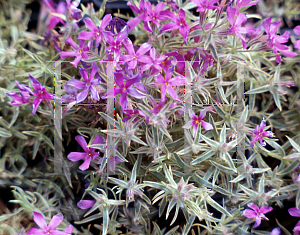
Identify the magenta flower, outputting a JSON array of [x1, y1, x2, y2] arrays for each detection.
[[62, 84, 78, 103], [77, 199, 96, 210], [66, 62, 100, 103], [60, 37, 92, 68], [227, 6, 255, 49], [127, 0, 152, 32], [64, 225, 74, 235], [182, 109, 213, 135], [150, 97, 167, 115], [235, 0, 261, 10], [66, 0, 82, 20], [250, 119, 274, 148], [295, 221, 300, 235], [78, 14, 112, 46], [263, 17, 298, 63], [288, 207, 300, 217], [123, 108, 147, 122], [43, 0, 67, 32], [102, 72, 147, 110], [105, 18, 127, 34], [121, 38, 152, 70], [29, 75, 55, 115], [140, 47, 167, 74], [294, 25, 300, 49], [27, 211, 66, 235], [155, 66, 185, 101], [160, 9, 190, 45], [270, 227, 281, 235], [6, 81, 32, 106], [102, 25, 129, 58], [67, 135, 102, 171], [242, 203, 273, 228], [146, 2, 170, 30], [199, 48, 214, 73], [191, 0, 220, 12]]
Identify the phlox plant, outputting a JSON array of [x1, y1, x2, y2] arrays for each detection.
[[1, 0, 300, 234]]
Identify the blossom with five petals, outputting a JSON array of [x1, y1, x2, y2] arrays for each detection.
[[242, 203, 273, 228], [250, 119, 274, 148]]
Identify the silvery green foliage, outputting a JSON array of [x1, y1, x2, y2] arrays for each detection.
[[0, 0, 300, 234]]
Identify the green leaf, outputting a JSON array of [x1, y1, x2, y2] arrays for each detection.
[[98, 112, 120, 129], [240, 184, 257, 198], [286, 136, 300, 152], [206, 196, 232, 216], [273, 91, 282, 111], [244, 85, 270, 94], [191, 150, 216, 165], [201, 134, 219, 149], [0, 127, 12, 138]]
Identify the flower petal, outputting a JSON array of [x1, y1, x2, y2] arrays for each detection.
[[242, 209, 257, 218], [48, 214, 63, 231], [77, 200, 96, 209], [201, 121, 213, 131], [289, 207, 300, 217], [248, 203, 260, 213], [127, 87, 147, 98], [136, 43, 152, 57], [27, 228, 45, 235], [79, 156, 91, 171], [253, 216, 262, 228], [65, 36, 79, 50], [259, 205, 273, 214], [67, 79, 86, 89], [32, 211, 47, 231], [29, 74, 42, 91], [60, 50, 78, 58], [77, 31, 96, 41], [32, 96, 43, 115], [83, 17, 97, 32], [75, 135, 89, 152], [160, 22, 178, 33], [67, 152, 87, 161]]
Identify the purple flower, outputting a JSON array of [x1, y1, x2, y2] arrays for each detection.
[[66, 62, 100, 103], [60, 37, 92, 68], [62, 84, 78, 103], [140, 47, 167, 74], [150, 97, 167, 115], [250, 119, 274, 148], [127, 0, 152, 32], [199, 49, 214, 73], [6, 81, 33, 106], [78, 15, 112, 46], [289, 207, 300, 217], [123, 108, 147, 122], [166, 0, 179, 11], [77, 199, 96, 209], [191, 0, 220, 12], [227, 6, 255, 49], [146, 2, 170, 30], [106, 18, 127, 34], [182, 109, 213, 135], [66, 0, 82, 20], [160, 9, 190, 45], [294, 25, 300, 49], [28, 75, 55, 115], [295, 221, 300, 235], [270, 227, 281, 235], [64, 225, 74, 235], [43, 0, 67, 32], [121, 38, 152, 70], [155, 66, 185, 101], [102, 25, 129, 59], [263, 17, 298, 63], [102, 72, 147, 110], [67, 135, 102, 171], [235, 0, 261, 10], [242, 203, 273, 228], [27, 211, 66, 235]]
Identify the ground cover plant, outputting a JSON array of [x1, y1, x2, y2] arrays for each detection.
[[1, 0, 300, 234]]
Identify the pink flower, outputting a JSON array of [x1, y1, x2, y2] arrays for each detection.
[[60, 37, 92, 68], [123, 108, 147, 122], [102, 72, 147, 110], [62, 84, 78, 103], [288, 207, 300, 217], [29, 75, 55, 115], [227, 6, 255, 49], [6, 81, 32, 106], [78, 15, 112, 46], [294, 25, 300, 49], [191, 0, 220, 12], [294, 221, 300, 235], [270, 227, 281, 235], [43, 0, 67, 32], [146, 2, 170, 31], [140, 48, 167, 74], [160, 9, 190, 45], [235, 0, 261, 11], [64, 225, 74, 235], [182, 109, 213, 135], [263, 17, 298, 63], [66, 62, 100, 103], [102, 25, 129, 58], [155, 66, 185, 101], [77, 199, 96, 209], [250, 119, 274, 148], [27, 211, 66, 235], [242, 203, 273, 228], [121, 38, 152, 70], [66, 0, 82, 20], [127, 0, 152, 32], [67, 135, 102, 171]]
